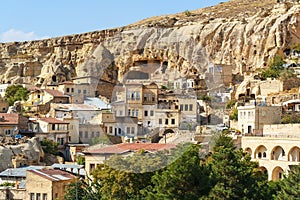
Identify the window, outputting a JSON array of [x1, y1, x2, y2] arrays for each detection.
[[52, 124, 56, 130], [36, 193, 41, 200], [136, 92, 140, 100], [189, 104, 193, 111], [66, 88, 70, 93], [78, 89, 81, 94], [69, 136, 71, 142], [5, 129, 13, 136], [131, 92, 135, 100], [180, 105, 183, 111], [126, 92, 130, 100], [96, 132, 100, 137], [79, 131, 83, 138], [30, 193, 35, 200], [91, 132, 94, 138], [131, 127, 135, 134], [128, 109, 131, 116], [109, 127, 113, 134], [42, 193, 47, 200], [90, 164, 95, 174], [85, 131, 88, 138], [152, 96, 155, 102], [144, 110, 148, 117], [185, 104, 188, 111], [83, 90, 87, 94], [71, 88, 74, 93], [171, 119, 175, 125], [150, 110, 154, 116], [127, 127, 130, 134], [165, 119, 169, 125], [144, 94, 147, 101], [118, 128, 122, 135], [135, 109, 139, 117], [159, 118, 162, 125], [119, 110, 123, 116]]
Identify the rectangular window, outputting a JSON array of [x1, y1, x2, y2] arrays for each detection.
[[118, 128, 122, 134], [126, 92, 130, 100], [136, 92, 140, 100], [42, 193, 47, 200], [189, 104, 193, 111], [185, 104, 188, 111], [71, 88, 74, 93], [36, 193, 41, 200], [90, 164, 95, 174], [144, 94, 147, 101], [135, 109, 139, 117], [91, 132, 94, 138], [85, 131, 88, 138], [83, 90, 87, 94], [150, 110, 154, 116], [131, 92, 135, 100], [96, 132, 100, 137], [144, 110, 148, 117], [165, 119, 169, 125], [66, 88, 70, 93], [159, 118, 162, 125], [78, 89, 81, 94], [119, 110, 123, 116], [79, 131, 83, 138], [180, 105, 183, 111], [52, 124, 56, 130], [30, 193, 35, 200], [171, 119, 175, 125], [127, 127, 130, 134], [128, 109, 131, 116], [109, 127, 113, 134], [131, 127, 135, 134]]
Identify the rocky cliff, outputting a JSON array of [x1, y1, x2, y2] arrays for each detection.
[[0, 0, 300, 86]]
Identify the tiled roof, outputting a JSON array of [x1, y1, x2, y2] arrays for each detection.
[[43, 89, 68, 97], [28, 168, 76, 182], [0, 113, 19, 125], [84, 143, 176, 155], [38, 117, 69, 124], [59, 81, 74, 85]]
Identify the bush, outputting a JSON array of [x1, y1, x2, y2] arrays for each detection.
[[226, 100, 236, 109], [229, 108, 238, 121]]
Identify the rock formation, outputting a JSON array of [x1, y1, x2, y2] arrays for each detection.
[[0, 0, 299, 86], [0, 137, 44, 171]]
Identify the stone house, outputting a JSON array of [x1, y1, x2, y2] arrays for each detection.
[[0, 113, 28, 137], [83, 143, 176, 177], [237, 105, 282, 135], [29, 118, 69, 156], [26, 168, 76, 200]]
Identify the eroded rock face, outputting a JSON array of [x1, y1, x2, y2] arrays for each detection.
[[0, 137, 44, 171], [0, 1, 299, 85]]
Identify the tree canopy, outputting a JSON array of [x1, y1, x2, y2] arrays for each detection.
[[4, 85, 29, 106]]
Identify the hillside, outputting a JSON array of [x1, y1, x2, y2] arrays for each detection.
[[0, 0, 299, 86]]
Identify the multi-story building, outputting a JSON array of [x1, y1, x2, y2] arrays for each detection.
[[237, 104, 282, 134]]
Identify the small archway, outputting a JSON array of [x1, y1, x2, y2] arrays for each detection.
[[258, 166, 268, 179], [288, 146, 300, 162], [272, 166, 284, 181], [271, 146, 286, 161], [254, 145, 267, 159], [244, 147, 252, 157]]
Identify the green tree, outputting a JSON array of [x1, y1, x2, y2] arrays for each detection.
[[260, 54, 286, 80], [144, 144, 211, 200], [40, 139, 59, 155], [4, 85, 29, 106], [275, 165, 300, 200], [205, 134, 271, 200], [76, 155, 85, 165], [92, 149, 170, 200], [229, 108, 238, 121], [64, 178, 101, 200]]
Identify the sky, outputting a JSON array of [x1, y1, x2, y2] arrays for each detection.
[[0, 0, 225, 42]]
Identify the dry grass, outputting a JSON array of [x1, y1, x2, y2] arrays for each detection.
[[128, 0, 277, 28]]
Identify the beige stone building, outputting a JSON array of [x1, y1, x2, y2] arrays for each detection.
[[26, 168, 76, 200], [0, 113, 28, 137], [242, 136, 300, 181], [237, 105, 282, 134]]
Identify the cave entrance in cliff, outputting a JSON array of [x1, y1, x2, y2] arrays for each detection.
[[52, 75, 57, 83]]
